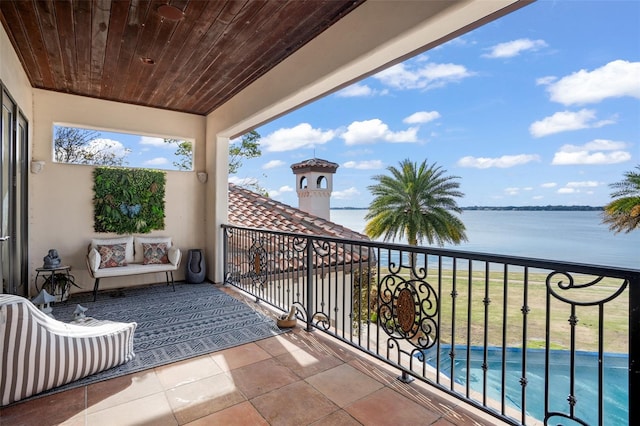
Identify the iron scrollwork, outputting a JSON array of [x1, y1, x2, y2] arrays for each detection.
[[378, 274, 439, 350]]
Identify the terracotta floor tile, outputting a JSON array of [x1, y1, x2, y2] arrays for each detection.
[[155, 355, 223, 390], [345, 387, 441, 426], [210, 342, 272, 371], [86, 370, 164, 413], [86, 392, 177, 426], [0, 386, 86, 425], [251, 380, 339, 426], [230, 357, 300, 399], [310, 409, 363, 426], [275, 345, 344, 379], [255, 334, 303, 357], [306, 363, 384, 407], [165, 372, 246, 424], [183, 401, 269, 426]]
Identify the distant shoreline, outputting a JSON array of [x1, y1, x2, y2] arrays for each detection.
[[332, 205, 604, 211]]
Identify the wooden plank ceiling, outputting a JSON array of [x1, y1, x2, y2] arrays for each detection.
[[0, 0, 364, 116]]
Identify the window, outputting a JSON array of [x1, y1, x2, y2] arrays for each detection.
[[52, 125, 194, 171]]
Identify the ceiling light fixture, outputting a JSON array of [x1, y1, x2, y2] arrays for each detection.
[[157, 4, 184, 20], [140, 57, 155, 65]]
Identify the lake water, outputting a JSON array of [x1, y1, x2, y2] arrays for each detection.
[[329, 209, 638, 270]]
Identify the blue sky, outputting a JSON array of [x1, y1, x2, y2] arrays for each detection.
[[230, 1, 639, 208]]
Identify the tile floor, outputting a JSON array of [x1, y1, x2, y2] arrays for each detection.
[[1, 287, 509, 426]]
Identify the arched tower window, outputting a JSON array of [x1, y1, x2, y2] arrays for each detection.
[[316, 176, 327, 189], [299, 176, 307, 189]]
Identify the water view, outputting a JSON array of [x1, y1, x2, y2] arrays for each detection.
[[330, 209, 638, 270]]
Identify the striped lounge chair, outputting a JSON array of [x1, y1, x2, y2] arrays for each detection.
[[0, 294, 137, 406]]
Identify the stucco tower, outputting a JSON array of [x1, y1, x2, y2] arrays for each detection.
[[291, 158, 339, 221]]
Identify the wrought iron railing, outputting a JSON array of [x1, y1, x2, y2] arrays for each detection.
[[222, 224, 639, 426]]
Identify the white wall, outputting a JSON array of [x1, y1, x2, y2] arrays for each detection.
[[29, 90, 207, 295]]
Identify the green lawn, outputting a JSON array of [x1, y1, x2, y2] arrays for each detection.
[[372, 267, 629, 353]]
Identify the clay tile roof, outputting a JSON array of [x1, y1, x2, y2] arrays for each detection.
[[228, 183, 368, 241], [227, 183, 373, 271], [290, 158, 339, 173]]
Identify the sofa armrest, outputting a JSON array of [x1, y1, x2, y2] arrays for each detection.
[[168, 246, 181, 267]]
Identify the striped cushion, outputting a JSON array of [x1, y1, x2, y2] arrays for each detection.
[[0, 295, 136, 406]]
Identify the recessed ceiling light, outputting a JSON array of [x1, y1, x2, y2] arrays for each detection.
[[157, 4, 184, 20]]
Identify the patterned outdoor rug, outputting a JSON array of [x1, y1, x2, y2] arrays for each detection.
[[44, 282, 286, 394]]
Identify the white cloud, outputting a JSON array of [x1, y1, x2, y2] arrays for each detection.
[[343, 160, 383, 170], [143, 157, 169, 166], [332, 187, 360, 200], [543, 60, 640, 105], [504, 187, 520, 195], [262, 160, 285, 170], [374, 61, 473, 90], [529, 109, 614, 137], [139, 136, 170, 147], [87, 138, 129, 157], [341, 119, 418, 145], [483, 38, 547, 58], [566, 181, 599, 188], [557, 187, 576, 194], [335, 83, 387, 97], [552, 139, 632, 165], [269, 185, 294, 197], [541, 182, 557, 188], [457, 154, 540, 169], [504, 186, 534, 196], [261, 123, 335, 152], [557, 180, 601, 194], [536, 76, 556, 86], [403, 111, 441, 124]]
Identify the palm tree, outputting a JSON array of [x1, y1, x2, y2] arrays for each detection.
[[364, 159, 467, 247], [602, 165, 640, 234]]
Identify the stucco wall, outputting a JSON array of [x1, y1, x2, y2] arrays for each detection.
[[29, 90, 207, 296]]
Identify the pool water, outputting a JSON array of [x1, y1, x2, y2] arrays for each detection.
[[421, 346, 628, 424]]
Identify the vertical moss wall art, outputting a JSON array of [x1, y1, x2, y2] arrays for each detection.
[[93, 167, 166, 234]]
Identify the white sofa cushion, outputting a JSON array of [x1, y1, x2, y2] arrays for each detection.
[[88, 248, 101, 273], [168, 246, 180, 266], [91, 261, 178, 278]]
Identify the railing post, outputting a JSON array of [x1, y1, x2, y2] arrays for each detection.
[[222, 225, 228, 285], [305, 235, 314, 332], [630, 272, 640, 426]]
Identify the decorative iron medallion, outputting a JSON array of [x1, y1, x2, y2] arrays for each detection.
[[397, 288, 416, 333], [378, 275, 439, 350]]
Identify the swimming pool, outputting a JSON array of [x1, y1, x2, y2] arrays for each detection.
[[420, 345, 628, 424]]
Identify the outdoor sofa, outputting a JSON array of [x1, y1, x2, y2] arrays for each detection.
[[86, 236, 181, 301]]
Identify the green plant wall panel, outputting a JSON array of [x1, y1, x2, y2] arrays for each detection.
[[93, 167, 166, 234]]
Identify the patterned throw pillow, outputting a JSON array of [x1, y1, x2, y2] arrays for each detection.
[[142, 242, 169, 265], [98, 244, 127, 268]]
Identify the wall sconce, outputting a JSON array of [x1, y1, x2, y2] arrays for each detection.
[[197, 172, 208, 183], [31, 160, 45, 174]]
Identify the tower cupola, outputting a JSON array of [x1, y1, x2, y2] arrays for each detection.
[[291, 158, 339, 220]]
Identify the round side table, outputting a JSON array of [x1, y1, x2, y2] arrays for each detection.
[[35, 265, 78, 302]]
